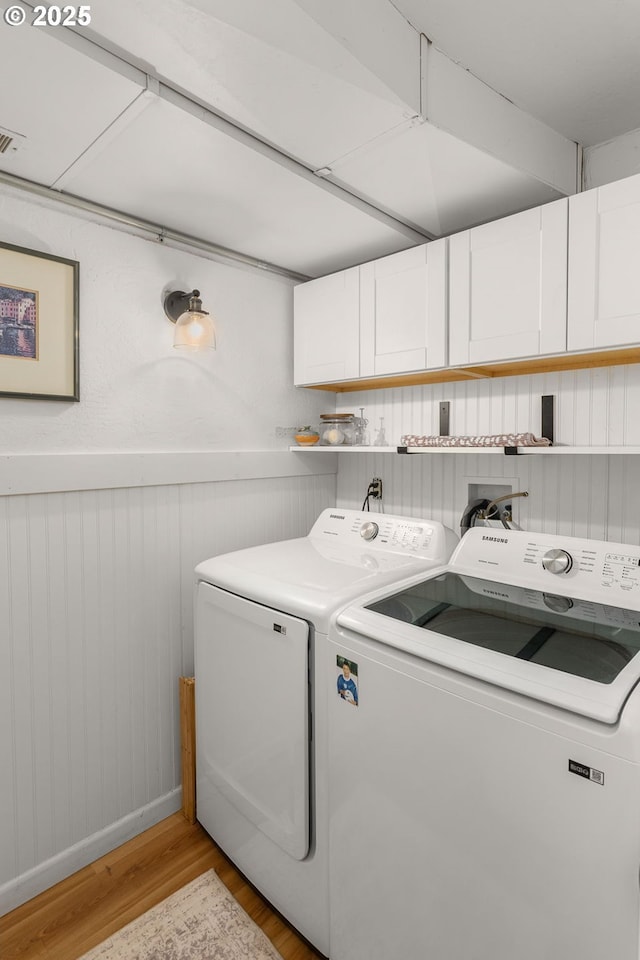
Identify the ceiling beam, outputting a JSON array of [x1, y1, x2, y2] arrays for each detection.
[[421, 38, 579, 196]]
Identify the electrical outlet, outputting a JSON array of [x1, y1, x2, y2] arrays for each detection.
[[370, 477, 383, 500]]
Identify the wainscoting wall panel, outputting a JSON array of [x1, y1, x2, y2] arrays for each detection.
[[0, 458, 336, 913], [336, 450, 640, 544]]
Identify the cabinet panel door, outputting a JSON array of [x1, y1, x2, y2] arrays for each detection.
[[449, 200, 568, 365], [293, 268, 359, 384], [568, 174, 640, 351], [359, 241, 447, 378]]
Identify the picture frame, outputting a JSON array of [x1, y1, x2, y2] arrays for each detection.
[[0, 240, 79, 401]]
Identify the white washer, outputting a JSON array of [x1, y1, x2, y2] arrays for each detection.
[[329, 527, 640, 960], [194, 508, 458, 956]]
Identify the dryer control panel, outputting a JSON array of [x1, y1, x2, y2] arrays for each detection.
[[309, 508, 458, 560]]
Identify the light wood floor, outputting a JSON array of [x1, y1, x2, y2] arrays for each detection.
[[0, 813, 325, 960]]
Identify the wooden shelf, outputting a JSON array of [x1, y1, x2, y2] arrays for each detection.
[[297, 346, 640, 393], [290, 445, 640, 456]]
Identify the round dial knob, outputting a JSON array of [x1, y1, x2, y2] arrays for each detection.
[[543, 593, 574, 613], [360, 521, 379, 541], [541, 549, 573, 575]]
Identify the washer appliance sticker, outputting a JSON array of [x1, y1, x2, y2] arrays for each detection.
[[568, 759, 605, 785], [336, 655, 359, 706]]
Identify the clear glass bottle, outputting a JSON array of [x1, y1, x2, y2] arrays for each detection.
[[374, 417, 388, 446], [354, 407, 370, 446]]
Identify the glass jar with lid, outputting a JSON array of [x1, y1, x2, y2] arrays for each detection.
[[320, 413, 355, 445]]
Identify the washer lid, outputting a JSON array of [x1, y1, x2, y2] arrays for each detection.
[[337, 569, 640, 723], [196, 536, 436, 632]]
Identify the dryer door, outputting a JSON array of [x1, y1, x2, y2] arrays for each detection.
[[195, 582, 309, 859]]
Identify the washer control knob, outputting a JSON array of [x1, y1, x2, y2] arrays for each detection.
[[360, 521, 379, 541], [543, 593, 574, 613], [542, 549, 573, 575]]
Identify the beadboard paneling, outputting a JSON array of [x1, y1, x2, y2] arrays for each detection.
[[338, 363, 640, 448], [0, 468, 335, 913], [336, 362, 640, 543], [337, 450, 640, 545]]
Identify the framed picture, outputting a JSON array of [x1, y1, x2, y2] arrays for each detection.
[[0, 241, 79, 401]]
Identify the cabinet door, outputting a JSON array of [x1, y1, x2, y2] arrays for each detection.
[[293, 268, 359, 384], [568, 174, 640, 351], [359, 241, 447, 377], [449, 200, 568, 365]]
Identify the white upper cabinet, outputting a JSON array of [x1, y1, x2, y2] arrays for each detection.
[[568, 173, 640, 351], [294, 242, 448, 386], [449, 199, 568, 365], [359, 241, 447, 377], [294, 267, 360, 385]]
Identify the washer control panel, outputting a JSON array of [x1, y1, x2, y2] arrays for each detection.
[[452, 528, 640, 602]]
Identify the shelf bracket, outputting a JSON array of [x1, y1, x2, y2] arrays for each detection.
[[542, 394, 555, 445], [439, 401, 450, 436]]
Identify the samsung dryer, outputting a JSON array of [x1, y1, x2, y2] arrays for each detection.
[[194, 507, 458, 956]]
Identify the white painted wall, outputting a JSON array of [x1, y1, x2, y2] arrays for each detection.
[[0, 186, 328, 452], [0, 188, 338, 913]]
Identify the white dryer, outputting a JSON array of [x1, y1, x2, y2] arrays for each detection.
[[328, 527, 640, 960], [194, 508, 458, 956]]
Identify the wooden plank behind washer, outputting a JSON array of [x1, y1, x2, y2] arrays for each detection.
[[179, 677, 196, 824]]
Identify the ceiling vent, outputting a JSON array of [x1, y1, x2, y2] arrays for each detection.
[[0, 126, 26, 155]]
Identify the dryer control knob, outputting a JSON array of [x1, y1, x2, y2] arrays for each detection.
[[360, 521, 379, 541], [542, 549, 573, 575]]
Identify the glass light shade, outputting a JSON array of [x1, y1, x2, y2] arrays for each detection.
[[173, 309, 216, 350]]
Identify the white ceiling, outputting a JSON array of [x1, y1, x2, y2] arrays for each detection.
[[391, 0, 640, 147], [1, 0, 639, 277]]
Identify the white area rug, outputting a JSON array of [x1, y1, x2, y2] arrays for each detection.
[[78, 869, 284, 960]]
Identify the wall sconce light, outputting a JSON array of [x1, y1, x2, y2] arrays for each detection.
[[163, 289, 216, 350]]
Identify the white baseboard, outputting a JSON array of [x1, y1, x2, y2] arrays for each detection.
[[0, 788, 182, 916]]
